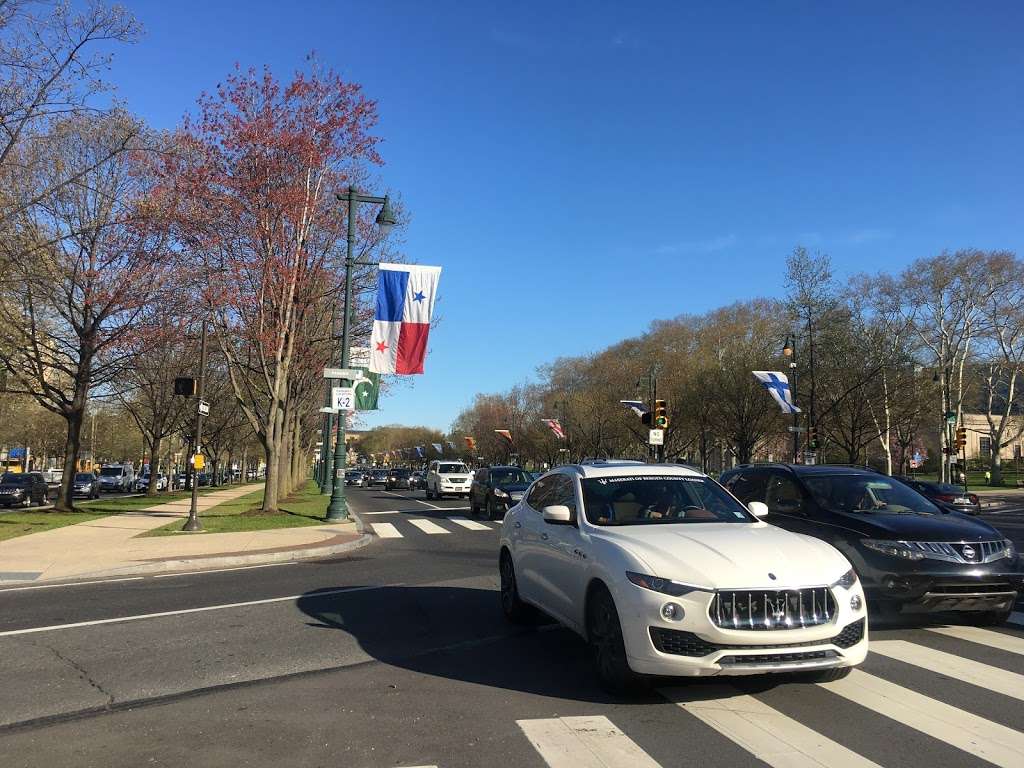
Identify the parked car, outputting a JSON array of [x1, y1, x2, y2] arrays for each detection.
[[72, 472, 101, 499], [136, 472, 168, 492], [98, 464, 135, 493], [499, 461, 867, 693], [894, 477, 982, 515], [470, 465, 533, 519], [385, 468, 413, 490], [368, 469, 389, 487], [0, 472, 49, 507], [409, 471, 426, 490], [345, 470, 367, 487], [720, 464, 1021, 624], [425, 460, 473, 499]]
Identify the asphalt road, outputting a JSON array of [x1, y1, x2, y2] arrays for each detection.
[[0, 487, 1022, 767]]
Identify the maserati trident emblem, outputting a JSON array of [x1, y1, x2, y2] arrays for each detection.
[[768, 595, 787, 622], [961, 544, 977, 561]]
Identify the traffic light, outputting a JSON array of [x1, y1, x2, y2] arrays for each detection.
[[641, 411, 652, 426], [653, 399, 668, 429], [174, 377, 197, 396], [956, 426, 967, 450], [807, 425, 819, 450]]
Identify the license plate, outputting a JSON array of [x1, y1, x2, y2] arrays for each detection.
[[955, 497, 970, 504]]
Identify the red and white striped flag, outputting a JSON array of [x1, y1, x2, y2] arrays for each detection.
[[494, 429, 514, 444], [541, 418, 566, 439]]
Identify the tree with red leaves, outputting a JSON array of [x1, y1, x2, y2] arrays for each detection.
[[170, 62, 385, 511]]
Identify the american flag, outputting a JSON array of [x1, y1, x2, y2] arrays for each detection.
[[541, 418, 566, 439], [494, 429, 514, 444]]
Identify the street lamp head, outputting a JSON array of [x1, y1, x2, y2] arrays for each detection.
[[782, 335, 794, 358], [375, 196, 397, 235]]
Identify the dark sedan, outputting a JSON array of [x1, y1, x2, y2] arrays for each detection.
[[470, 465, 533, 520], [895, 477, 982, 515], [0, 472, 48, 508], [368, 469, 389, 487], [71, 472, 101, 499], [720, 464, 1022, 624], [385, 468, 412, 490], [345, 470, 367, 487]]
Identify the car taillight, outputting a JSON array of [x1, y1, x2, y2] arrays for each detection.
[[968, 494, 979, 505], [935, 493, 956, 502]]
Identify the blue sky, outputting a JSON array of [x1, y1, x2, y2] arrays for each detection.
[[109, 1, 1023, 431]]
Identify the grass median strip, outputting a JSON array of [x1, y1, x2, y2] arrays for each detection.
[[0, 510, 112, 542], [142, 481, 330, 536]]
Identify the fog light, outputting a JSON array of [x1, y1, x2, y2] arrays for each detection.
[[661, 602, 684, 621], [850, 594, 862, 611]]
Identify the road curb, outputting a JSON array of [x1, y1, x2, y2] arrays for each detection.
[[12, 532, 374, 586]]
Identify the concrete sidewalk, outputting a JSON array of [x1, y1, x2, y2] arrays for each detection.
[[0, 484, 368, 585]]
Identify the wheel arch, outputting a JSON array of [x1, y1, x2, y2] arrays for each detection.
[[583, 577, 612, 642]]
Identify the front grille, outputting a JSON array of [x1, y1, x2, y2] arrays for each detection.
[[719, 650, 836, 665], [931, 582, 1015, 595], [649, 617, 865, 658], [905, 540, 1010, 564], [710, 587, 835, 630]]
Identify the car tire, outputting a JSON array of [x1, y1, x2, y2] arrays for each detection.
[[794, 666, 853, 683], [21, 495, 31, 508], [971, 606, 1014, 626], [586, 585, 647, 695], [499, 550, 533, 624]]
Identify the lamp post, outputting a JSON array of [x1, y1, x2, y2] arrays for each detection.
[[325, 186, 395, 521], [783, 334, 799, 463], [182, 319, 208, 531]]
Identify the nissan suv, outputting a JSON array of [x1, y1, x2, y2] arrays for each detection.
[[720, 464, 1021, 624]]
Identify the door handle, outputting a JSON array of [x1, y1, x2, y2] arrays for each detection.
[[541, 532, 549, 540], [514, 521, 522, 529]]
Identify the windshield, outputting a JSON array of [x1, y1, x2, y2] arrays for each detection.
[[438, 464, 467, 474], [74, 473, 94, 482], [373, 470, 388, 477], [2, 475, 30, 486], [490, 468, 531, 486], [581, 475, 753, 526], [100, 467, 124, 477], [805, 475, 940, 514], [390, 469, 411, 477]]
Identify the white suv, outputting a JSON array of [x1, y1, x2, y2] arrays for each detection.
[[498, 461, 867, 693], [425, 461, 473, 499]]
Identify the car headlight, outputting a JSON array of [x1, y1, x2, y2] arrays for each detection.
[[831, 568, 858, 589], [1001, 539, 1016, 560], [862, 539, 925, 561], [626, 571, 705, 596], [494, 489, 509, 499]]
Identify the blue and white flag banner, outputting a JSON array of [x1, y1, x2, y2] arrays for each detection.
[[415, 446, 425, 458], [619, 400, 649, 417], [752, 371, 801, 415], [432, 443, 444, 454]]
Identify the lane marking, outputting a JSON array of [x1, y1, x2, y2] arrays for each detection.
[[662, 685, 881, 768], [359, 510, 400, 516], [821, 669, 1024, 768], [0, 584, 385, 637], [0, 576, 145, 593], [371, 522, 403, 539], [382, 490, 443, 510], [518, 715, 662, 768], [409, 519, 449, 535], [153, 562, 294, 579], [926, 624, 1024, 656], [448, 517, 491, 531], [870, 640, 1024, 701]]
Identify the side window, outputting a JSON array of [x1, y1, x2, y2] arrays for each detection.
[[549, 475, 578, 516], [723, 471, 768, 504], [766, 474, 805, 515], [525, 476, 554, 512]]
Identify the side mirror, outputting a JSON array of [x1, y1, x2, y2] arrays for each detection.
[[542, 505, 574, 524], [748, 501, 770, 518]]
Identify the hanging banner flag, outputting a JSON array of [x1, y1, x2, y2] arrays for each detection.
[[752, 371, 801, 414], [446, 440, 456, 451], [541, 418, 566, 439], [369, 263, 442, 375], [464, 436, 476, 450], [415, 446, 425, 458], [619, 400, 649, 417], [353, 367, 380, 410], [432, 443, 444, 454], [495, 429, 514, 444]]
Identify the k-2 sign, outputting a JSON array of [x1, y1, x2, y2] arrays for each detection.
[[332, 386, 356, 412]]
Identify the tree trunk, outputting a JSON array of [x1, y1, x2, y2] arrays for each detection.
[[263, 441, 280, 511], [145, 435, 162, 497], [991, 448, 1003, 486], [57, 410, 85, 511]]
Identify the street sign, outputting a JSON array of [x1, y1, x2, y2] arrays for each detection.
[[787, 426, 806, 433], [803, 451, 818, 465], [332, 386, 356, 411], [197, 400, 210, 416], [192, 453, 205, 470], [349, 346, 371, 367], [323, 367, 365, 380], [648, 428, 664, 446], [318, 406, 337, 414], [945, 411, 957, 424]]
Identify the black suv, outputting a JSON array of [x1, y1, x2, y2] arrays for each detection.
[[469, 465, 533, 519], [0, 472, 48, 508], [720, 464, 1022, 623], [385, 468, 412, 490]]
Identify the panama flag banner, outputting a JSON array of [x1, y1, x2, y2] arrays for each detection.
[[752, 371, 801, 415], [370, 263, 442, 375]]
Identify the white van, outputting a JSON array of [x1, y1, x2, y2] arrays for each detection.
[[425, 460, 473, 499], [98, 464, 135, 493]]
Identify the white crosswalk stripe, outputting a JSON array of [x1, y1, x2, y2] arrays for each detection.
[[662, 685, 881, 768], [871, 639, 1024, 701], [926, 624, 1024, 656], [821, 668, 1024, 767], [409, 519, 449, 535], [448, 516, 491, 531], [518, 715, 662, 768], [370, 522, 402, 538]]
